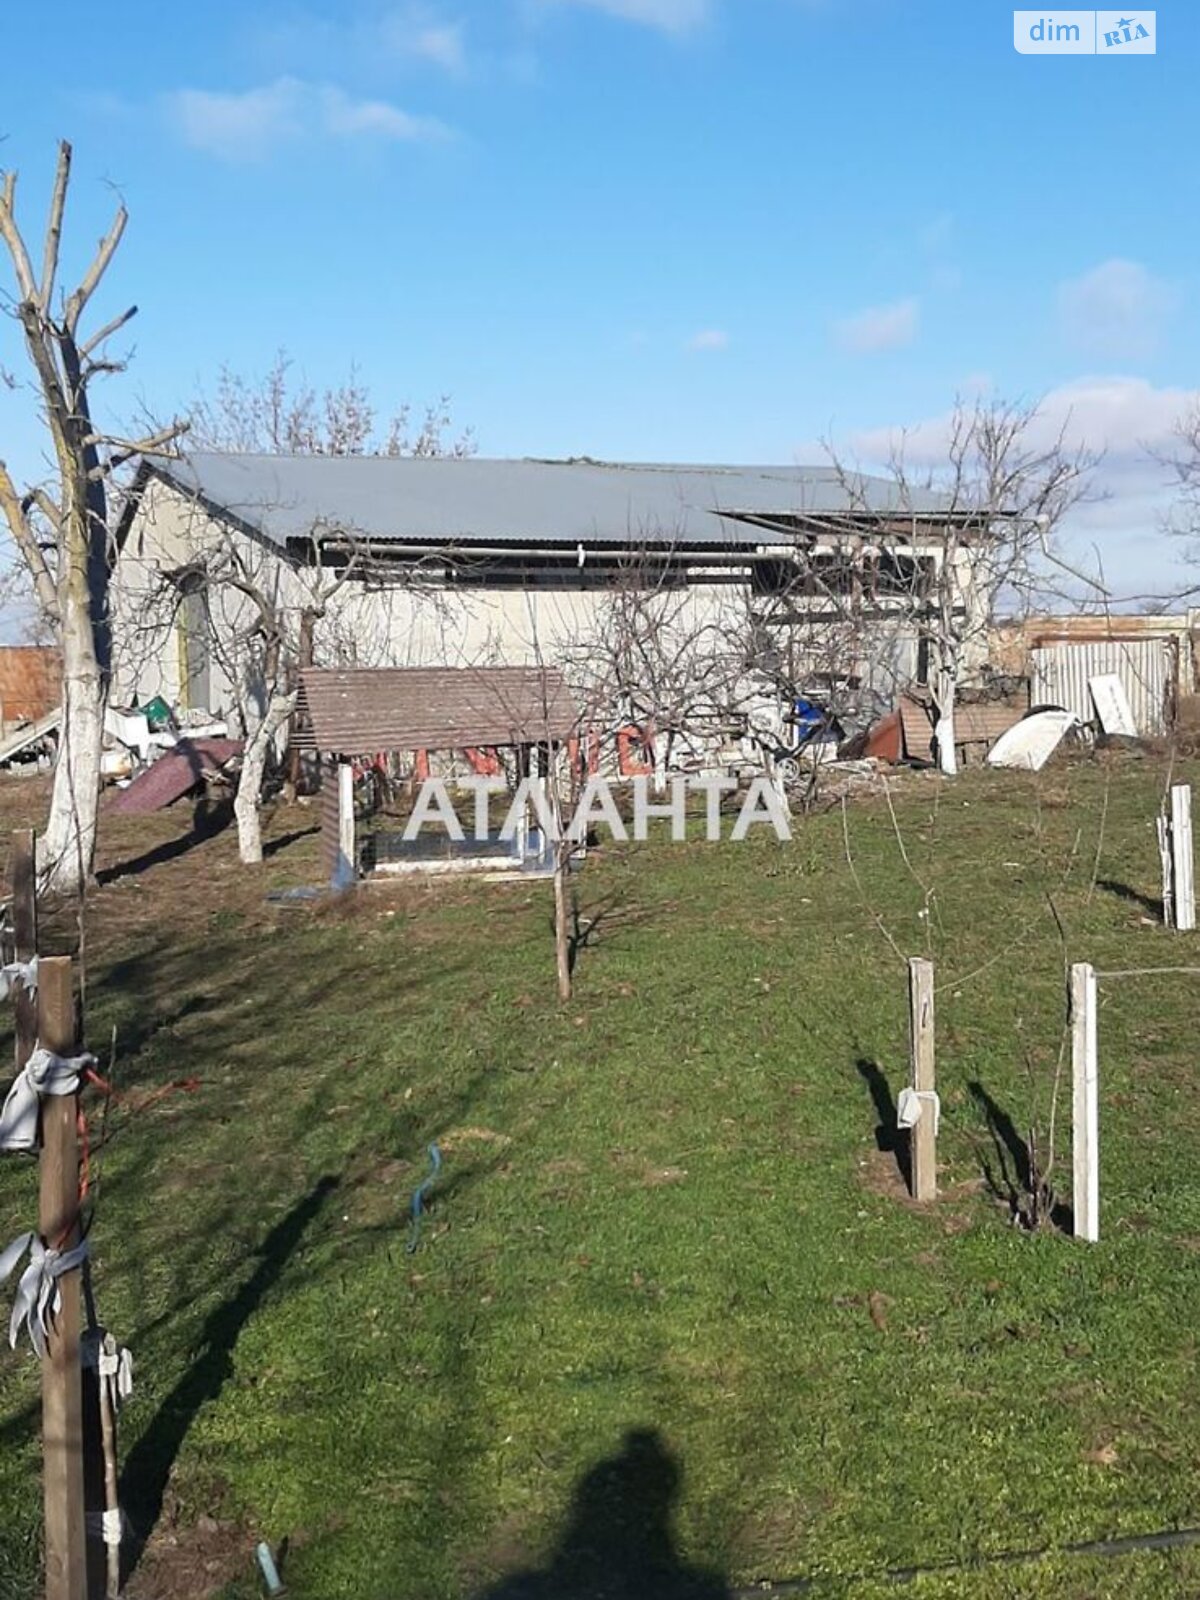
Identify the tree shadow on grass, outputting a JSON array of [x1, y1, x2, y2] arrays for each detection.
[[263, 824, 320, 859], [120, 1174, 339, 1582], [855, 1057, 911, 1193], [968, 1081, 1072, 1232], [563, 887, 653, 977], [97, 795, 233, 885], [476, 1428, 729, 1600], [1095, 878, 1163, 921]]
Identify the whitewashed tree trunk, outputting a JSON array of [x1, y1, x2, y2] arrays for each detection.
[[651, 726, 668, 797], [39, 589, 105, 895], [233, 688, 297, 865], [1, 144, 186, 894], [933, 665, 959, 777]]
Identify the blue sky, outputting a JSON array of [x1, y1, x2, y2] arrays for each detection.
[[0, 0, 1196, 603]]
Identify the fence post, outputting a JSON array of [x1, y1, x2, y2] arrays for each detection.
[[1071, 962, 1099, 1243], [1157, 813, 1174, 929], [1171, 784, 1195, 932], [37, 956, 87, 1600], [12, 828, 38, 1073], [907, 957, 937, 1202]]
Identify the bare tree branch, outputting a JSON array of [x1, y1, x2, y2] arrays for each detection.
[[91, 419, 189, 475], [0, 460, 60, 624], [63, 201, 128, 336], [38, 141, 71, 311], [0, 170, 37, 302], [79, 302, 138, 360]]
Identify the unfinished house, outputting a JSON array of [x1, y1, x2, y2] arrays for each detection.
[[112, 453, 993, 762]]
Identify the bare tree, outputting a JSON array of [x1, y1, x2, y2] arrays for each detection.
[[1165, 404, 1200, 582], [559, 548, 744, 788], [150, 361, 474, 863], [826, 397, 1098, 775], [0, 141, 186, 892], [189, 351, 475, 460]]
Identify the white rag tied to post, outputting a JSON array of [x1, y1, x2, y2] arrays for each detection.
[[0, 956, 37, 1004], [84, 1328, 134, 1404], [0, 1046, 96, 1153], [0, 1231, 89, 1355], [897, 1086, 941, 1137]]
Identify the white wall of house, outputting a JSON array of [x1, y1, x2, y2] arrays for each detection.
[[112, 478, 974, 731]]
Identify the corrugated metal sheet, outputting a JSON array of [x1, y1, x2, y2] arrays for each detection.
[[1030, 640, 1174, 735], [111, 738, 243, 814], [0, 647, 59, 726], [899, 698, 1023, 763], [990, 614, 1198, 695], [295, 666, 579, 754], [150, 453, 958, 552]]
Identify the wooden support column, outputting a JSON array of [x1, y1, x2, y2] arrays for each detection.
[[907, 957, 937, 1202], [1171, 784, 1195, 932], [1071, 962, 1099, 1243], [37, 956, 87, 1600], [12, 828, 38, 1073], [336, 762, 356, 888]]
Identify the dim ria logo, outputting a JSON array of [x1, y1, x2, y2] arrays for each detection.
[[1013, 11, 1155, 53]]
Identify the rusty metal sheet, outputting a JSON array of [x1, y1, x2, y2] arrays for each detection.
[[111, 738, 243, 814]]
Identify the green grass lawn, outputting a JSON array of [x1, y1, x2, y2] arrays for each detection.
[[1, 755, 1199, 1600]]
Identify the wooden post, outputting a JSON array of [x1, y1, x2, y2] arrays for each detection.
[[1071, 962, 1099, 1243], [1158, 813, 1175, 929], [907, 957, 937, 1202], [11, 828, 38, 1074], [1171, 784, 1195, 932], [37, 956, 87, 1600]]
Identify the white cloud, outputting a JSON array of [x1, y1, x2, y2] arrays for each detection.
[[165, 78, 451, 160], [1058, 259, 1177, 360], [379, 9, 468, 72], [251, 8, 470, 77], [548, 0, 711, 34], [851, 376, 1192, 468], [847, 376, 1200, 602], [687, 328, 729, 352], [833, 296, 919, 355], [412, 21, 467, 70]]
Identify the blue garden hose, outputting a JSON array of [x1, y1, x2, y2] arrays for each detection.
[[406, 1144, 443, 1254]]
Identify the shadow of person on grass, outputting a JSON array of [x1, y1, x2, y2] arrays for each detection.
[[119, 1174, 338, 1582], [478, 1429, 729, 1600]]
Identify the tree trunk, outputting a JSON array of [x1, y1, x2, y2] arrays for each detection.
[[933, 668, 958, 777], [553, 847, 572, 1002], [234, 688, 297, 865], [39, 586, 104, 895]]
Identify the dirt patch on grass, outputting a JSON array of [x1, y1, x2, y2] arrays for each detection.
[[458, 1509, 543, 1592], [729, 1497, 818, 1573], [856, 1146, 911, 1203], [124, 1513, 251, 1600]]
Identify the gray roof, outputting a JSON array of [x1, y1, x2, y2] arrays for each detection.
[[151, 452, 956, 551]]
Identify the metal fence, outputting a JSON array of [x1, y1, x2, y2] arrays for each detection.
[[1030, 638, 1176, 735]]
